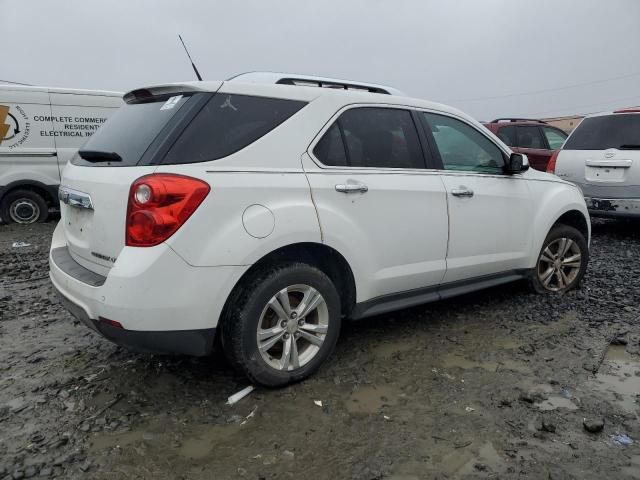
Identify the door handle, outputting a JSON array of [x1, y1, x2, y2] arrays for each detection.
[[451, 187, 474, 197], [335, 183, 368, 193]]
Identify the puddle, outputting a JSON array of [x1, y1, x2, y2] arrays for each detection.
[[346, 384, 399, 414], [458, 442, 505, 475], [372, 341, 416, 359], [586, 345, 640, 413], [537, 396, 579, 411], [178, 424, 240, 459], [437, 442, 505, 476], [439, 354, 529, 373]]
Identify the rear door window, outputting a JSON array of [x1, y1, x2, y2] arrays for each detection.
[[163, 94, 306, 164], [564, 114, 640, 150], [516, 126, 545, 149], [313, 107, 425, 169], [541, 126, 567, 150]]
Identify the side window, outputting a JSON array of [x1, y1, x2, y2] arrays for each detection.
[[516, 126, 545, 149], [541, 127, 567, 150], [496, 125, 516, 146], [423, 113, 505, 174], [313, 107, 425, 169], [313, 123, 347, 166], [163, 94, 306, 164]]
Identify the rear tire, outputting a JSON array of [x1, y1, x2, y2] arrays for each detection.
[[530, 224, 588, 294], [221, 263, 341, 387], [1, 190, 49, 224]]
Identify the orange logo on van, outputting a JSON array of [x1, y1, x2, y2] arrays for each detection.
[[0, 105, 10, 143], [0, 104, 28, 147]]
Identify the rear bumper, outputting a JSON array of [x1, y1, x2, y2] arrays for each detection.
[[585, 197, 640, 218], [54, 287, 216, 356], [49, 221, 248, 355]]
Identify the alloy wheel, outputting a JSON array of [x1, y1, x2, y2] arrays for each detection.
[[256, 284, 329, 371], [537, 237, 582, 292]]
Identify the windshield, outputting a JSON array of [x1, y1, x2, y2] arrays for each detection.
[[564, 114, 640, 150]]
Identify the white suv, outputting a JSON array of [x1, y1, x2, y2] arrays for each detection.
[[549, 108, 640, 218], [49, 74, 590, 387]]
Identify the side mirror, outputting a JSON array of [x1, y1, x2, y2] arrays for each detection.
[[506, 153, 529, 174]]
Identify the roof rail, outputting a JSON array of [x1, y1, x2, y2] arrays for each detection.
[[490, 118, 548, 124], [226, 71, 405, 96], [613, 107, 640, 114]]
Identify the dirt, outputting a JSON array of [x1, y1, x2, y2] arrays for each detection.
[[1, 218, 639, 479]]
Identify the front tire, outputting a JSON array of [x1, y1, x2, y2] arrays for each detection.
[[1, 190, 49, 224], [222, 263, 341, 387], [530, 224, 588, 293]]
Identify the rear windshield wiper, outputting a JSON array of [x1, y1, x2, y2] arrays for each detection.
[[78, 150, 122, 163], [618, 144, 640, 150]]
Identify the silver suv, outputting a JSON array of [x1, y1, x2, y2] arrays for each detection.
[[550, 108, 640, 218]]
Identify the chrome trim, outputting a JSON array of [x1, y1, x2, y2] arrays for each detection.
[[58, 186, 94, 210], [0, 151, 57, 157]]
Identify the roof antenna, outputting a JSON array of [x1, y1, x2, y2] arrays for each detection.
[[178, 34, 203, 81]]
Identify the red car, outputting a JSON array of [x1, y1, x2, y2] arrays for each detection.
[[482, 118, 568, 171]]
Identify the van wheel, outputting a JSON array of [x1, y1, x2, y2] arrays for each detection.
[[1, 190, 49, 224], [222, 263, 341, 387], [530, 224, 588, 294]]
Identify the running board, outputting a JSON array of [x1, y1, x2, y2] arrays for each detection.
[[351, 270, 529, 320]]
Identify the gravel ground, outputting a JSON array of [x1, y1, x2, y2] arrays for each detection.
[[0, 218, 639, 479]]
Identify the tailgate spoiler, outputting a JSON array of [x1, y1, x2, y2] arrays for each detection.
[[123, 81, 223, 104]]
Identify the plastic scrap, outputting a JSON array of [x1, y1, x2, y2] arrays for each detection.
[[12, 241, 31, 248], [227, 386, 254, 405], [611, 433, 633, 446], [314, 400, 323, 407]]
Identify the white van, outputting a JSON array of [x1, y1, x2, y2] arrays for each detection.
[[0, 85, 122, 223]]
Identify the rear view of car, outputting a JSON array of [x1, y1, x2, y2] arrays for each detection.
[[482, 118, 567, 171], [550, 109, 640, 218]]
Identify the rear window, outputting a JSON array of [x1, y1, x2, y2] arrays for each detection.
[[73, 93, 306, 167], [564, 114, 640, 150], [163, 94, 306, 164], [73, 95, 190, 166]]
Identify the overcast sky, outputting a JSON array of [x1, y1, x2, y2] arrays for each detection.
[[3, 0, 640, 120]]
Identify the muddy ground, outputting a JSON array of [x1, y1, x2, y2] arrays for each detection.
[[0, 219, 639, 480]]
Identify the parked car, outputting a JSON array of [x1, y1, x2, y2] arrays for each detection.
[[50, 73, 590, 387], [548, 108, 640, 218], [0, 85, 122, 224], [483, 118, 568, 171]]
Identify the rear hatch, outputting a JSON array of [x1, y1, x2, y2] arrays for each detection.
[[556, 113, 640, 198], [60, 84, 220, 275]]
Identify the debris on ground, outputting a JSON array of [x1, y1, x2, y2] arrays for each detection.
[[227, 386, 255, 405]]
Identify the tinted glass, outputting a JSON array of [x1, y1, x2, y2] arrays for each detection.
[[516, 126, 545, 149], [163, 94, 306, 164], [564, 114, 640, 150], [542, 127, 567, 149], [73, 95, 190, 166], [496, 125, 516, 146], [423, 113, 504, 173], [337, 108, 424, 169], [313, 123, 347, 166]]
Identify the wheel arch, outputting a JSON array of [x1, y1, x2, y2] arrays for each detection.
[[551, 209, 590, 242], [0, 179, 58, 207], [219, 242, 357, 332]]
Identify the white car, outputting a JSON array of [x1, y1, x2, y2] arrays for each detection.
[[0, 85, 122, 223], [50, 74, 590, 386], [549, 108, 640, 218]]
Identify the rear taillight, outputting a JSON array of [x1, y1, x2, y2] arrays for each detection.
[[126, 174, 210, 247], [547, 150, 560, 174]]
